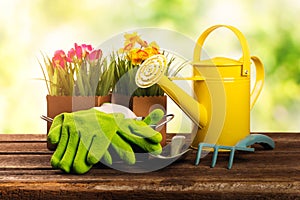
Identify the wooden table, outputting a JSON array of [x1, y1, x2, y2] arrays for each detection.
[[0, 133, 299, 199]]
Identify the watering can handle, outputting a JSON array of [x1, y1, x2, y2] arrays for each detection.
[[250, 56, 265, 109], [193, 24, 251, 76]]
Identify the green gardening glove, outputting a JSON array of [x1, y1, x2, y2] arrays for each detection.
[[48, 109, 125, 174]]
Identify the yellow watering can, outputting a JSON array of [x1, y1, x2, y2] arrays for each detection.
[[135, 24, 265, 148]]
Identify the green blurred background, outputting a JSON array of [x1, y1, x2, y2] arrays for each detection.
[[0, 0, 299, 133]]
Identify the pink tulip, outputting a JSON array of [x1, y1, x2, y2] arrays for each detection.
[[67, 48, 76, 62], [82, 44, 93, 52], [55, 43, 98, 67], [52, 50, 67, 68], [87, 49, 102, 61], [67, 43, 95, 62], [74, 43, 83, 60]]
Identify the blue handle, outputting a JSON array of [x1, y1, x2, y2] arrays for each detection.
[[236, 134, 275, 149]]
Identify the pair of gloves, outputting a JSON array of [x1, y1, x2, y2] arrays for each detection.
[[48, 108, 164, 174]]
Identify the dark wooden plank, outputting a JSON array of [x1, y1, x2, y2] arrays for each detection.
[[0, 154, 51, 169], [0, 178, 298, 200], [1, 132, 298, 142], [0, 150, 298, 175], [0, 142, 49, 153], [0, 165, 298, 183], [0, 134, 46, 142]]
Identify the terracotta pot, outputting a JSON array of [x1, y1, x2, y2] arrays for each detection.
[[46, 95, 111, 150], [96, 94, 112, 107], [132, 95, 167, 146]]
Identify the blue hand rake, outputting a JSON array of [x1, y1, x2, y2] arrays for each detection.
[[195, 134, 275, 169]]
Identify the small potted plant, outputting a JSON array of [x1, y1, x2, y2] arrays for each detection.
[[40, 43, 113, 133]]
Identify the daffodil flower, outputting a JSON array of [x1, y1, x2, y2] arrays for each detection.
[[124, 32, 140, 46], [128, 49, 149, 65], [119, 32, 160, 65], [121, 32, 148, 52]]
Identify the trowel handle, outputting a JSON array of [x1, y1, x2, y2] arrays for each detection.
[[250, 56, 265, 110]]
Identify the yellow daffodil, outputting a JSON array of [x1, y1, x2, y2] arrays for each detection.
[[128, 49, 149, 65], [119, 32, 160, 65]]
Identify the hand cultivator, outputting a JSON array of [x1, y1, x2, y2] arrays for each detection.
[[195, 134, 275, 169]]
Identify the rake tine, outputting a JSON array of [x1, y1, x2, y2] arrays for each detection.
[[217, 145, 236, 169], [195, 143, 215, 165], [195, 143, 204, 165], [228, 147, 236, 169], [211, 146, 219, 168]]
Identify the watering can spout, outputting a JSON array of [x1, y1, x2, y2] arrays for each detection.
[[135, 55, 208, 129], [158, 76, 208, 128]]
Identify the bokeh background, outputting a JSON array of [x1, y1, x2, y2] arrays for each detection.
[[0, 0, 299, 133]]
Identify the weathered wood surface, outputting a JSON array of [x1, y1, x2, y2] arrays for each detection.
[[0, 133, 299, 199]]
